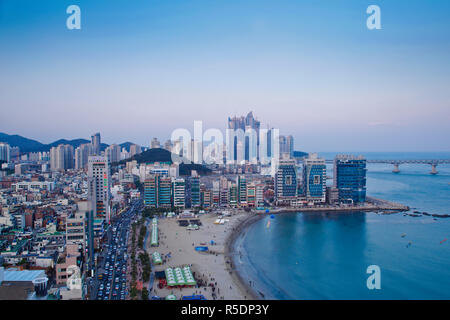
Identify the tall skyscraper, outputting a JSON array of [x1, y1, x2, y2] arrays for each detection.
[[143, 177, 157, 207], [75, 143, 93, 170], [129, 144, 142, 157], [50, 144, 74, 171], [0, 142, 11, 163], [143, 175, 172, 208], [185, 171, 201, 208], [91, 132, 101, 156], [237, 175, 247, 206], [228, 111, 260, 162], [279, 135, 294, 158], [105, 144, 121, 163], [275, 159, 297, 204], [87, 156, 111, 223], [334, 155, 367, 204], [172, 178, 185, 208], [302, 153, 326, 203]]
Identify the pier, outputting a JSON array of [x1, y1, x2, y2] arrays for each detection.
[[267, 197, 409, 214]]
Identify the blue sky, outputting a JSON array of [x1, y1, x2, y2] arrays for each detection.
[[0, 0, 449, 152]]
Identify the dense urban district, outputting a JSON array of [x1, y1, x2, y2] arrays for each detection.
[[0, 112, 407, 300]]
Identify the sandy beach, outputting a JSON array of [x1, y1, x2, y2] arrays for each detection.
[[146, 210, 261, 300]]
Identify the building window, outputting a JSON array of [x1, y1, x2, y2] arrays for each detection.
[[314, 175, 320, 184]]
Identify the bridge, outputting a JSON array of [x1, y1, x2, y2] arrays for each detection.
[[325, 159, 450, 174]]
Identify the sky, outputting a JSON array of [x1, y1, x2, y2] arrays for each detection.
[[0, 0, 449, 152]]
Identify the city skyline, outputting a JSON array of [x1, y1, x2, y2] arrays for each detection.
[[1, 0, 450, 152]]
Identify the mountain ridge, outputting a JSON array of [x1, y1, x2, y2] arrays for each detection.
[[0, 132, 135, 153]]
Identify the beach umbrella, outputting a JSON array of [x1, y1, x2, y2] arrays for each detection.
[[270, 214, 275, 219]]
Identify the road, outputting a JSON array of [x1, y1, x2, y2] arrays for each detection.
[[89, 199, 143, 300]]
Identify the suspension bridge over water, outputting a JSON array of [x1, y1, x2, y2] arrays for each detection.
[[325, 159, 450, 175]]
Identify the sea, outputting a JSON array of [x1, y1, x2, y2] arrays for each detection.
[[233, 152, 450, 300]]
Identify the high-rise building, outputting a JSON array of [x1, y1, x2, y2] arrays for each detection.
[[229, 183, 238, 207], [228, 111, 261, 162], [237, 175, 247, 206], [75, 143, 92, 170], [10, 146, 20, 161], [172, 178, 185, 208], [246, 183, 256, 207], [158, 176, 172, 208], [185, 171, 201, 208], [334, 155, 367, 204], [151, 138, 161, 149], [105, 144, 121, 163], [201, 188, 212, 208], [302, 153, 326, 203], [50, 144, 74, 171], [164, 140, 173, 152], [129, 144, 141, 157], [143, 177, 157, 207], [87, 156, 111, 223], [255, 183, 265, 207], [91, 133, 101, 156], [0, 142, 11, 163], [275, 159, 297, 204], [144, 175, 172, 208], [212, 181, 220, 207], [279, 135, 294, 158], [219, 177, 229, 207]]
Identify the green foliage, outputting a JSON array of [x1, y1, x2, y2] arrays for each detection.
[[130, 285, 138, 299], [141, 287, 149, 300]]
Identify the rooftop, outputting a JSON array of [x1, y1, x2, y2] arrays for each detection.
[[3, 269, 46, 282]]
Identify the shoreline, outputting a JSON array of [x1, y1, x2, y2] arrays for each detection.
[[147, 211, 257, 300], [223, 212, 265, 300], [223, 198, 410, 300], [146, 197, 410, 300]]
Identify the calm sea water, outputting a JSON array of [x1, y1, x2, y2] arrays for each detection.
[[234, 152, 450, 299]]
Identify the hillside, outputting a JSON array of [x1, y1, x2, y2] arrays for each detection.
[[118, 148, 212, 176], [0, 132, 134, 153], [0, 132, 45, 153]]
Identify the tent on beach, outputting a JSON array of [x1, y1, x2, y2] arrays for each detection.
[[152, 251, 163, 265], [151, 222, 158, 246]]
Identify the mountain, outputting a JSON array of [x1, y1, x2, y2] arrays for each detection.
[[0, 132, 133, 153], [0, 132, 46, 153], [118, 148, 212, 176], [47, 138, 90, 149]]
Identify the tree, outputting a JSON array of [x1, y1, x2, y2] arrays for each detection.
[[130, 286, 138, 299], [141, 287, 149, 300]]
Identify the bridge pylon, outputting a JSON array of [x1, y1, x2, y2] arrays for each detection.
[[430, 164, 438, 175], [392, 163, 400, 173]]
